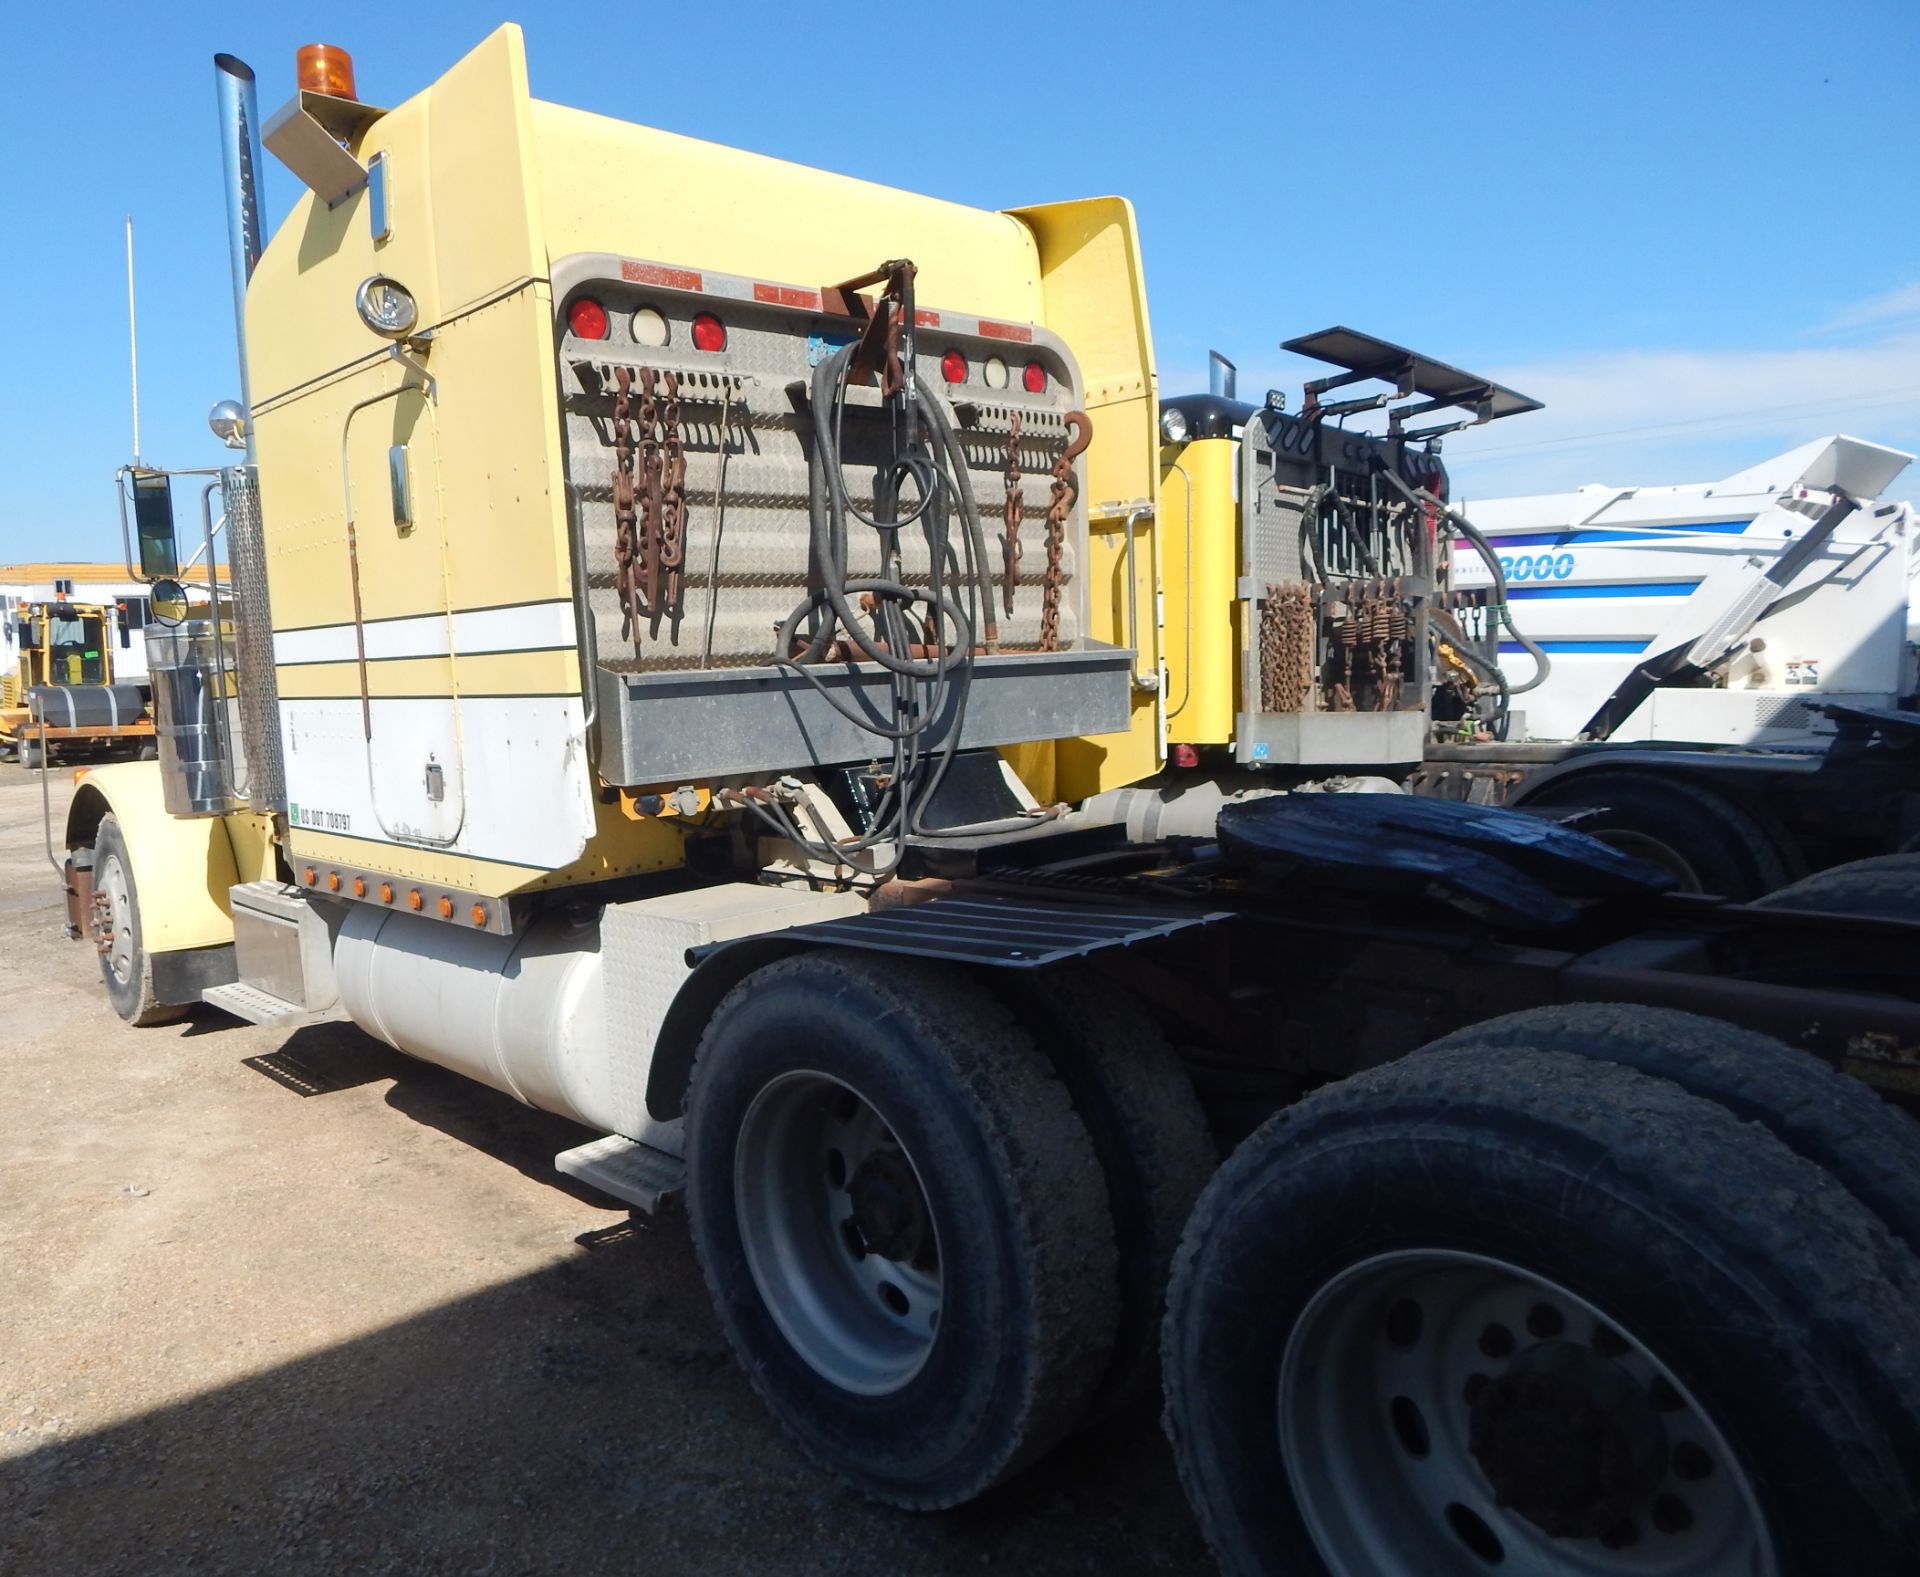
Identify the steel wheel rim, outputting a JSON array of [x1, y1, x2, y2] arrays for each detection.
[[1278, 1248, 1774, 1576], [99, 852, 134, 986], [734, 1069, 943, 1396], [1593, 830, 1703, 893]]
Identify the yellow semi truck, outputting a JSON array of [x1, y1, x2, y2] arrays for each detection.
[[57, 28, 1920, 1572]]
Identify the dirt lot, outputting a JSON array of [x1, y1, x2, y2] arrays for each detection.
[[0, 765, 1211, 1576]]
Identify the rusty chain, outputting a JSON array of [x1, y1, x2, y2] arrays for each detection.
[[611, 367, 642, 637], [636, 368, 664, 620], [1259, 581, 1315, 714], [1001, 411, 1023, 615], [1040, 411, 1092, 652], [658, 370, 687, 629]]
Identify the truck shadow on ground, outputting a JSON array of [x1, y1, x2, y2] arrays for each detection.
[[8, 1023, 1212, 1575], [236, 1020, 621, 1209], [6, 1172, 1208, 1577]]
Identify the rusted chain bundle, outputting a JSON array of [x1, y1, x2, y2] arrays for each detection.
[[1040, 412, 1091, 652], [1260, 581, 1316, 714]]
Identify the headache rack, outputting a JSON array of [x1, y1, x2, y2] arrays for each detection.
[[1235, 329, 1540, 767], [552, 254, 1135, 786]]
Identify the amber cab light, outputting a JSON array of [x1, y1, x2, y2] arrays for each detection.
[[568, 297, 609, 340], [940, 349, 967, 385], [470, 904, 489, 927], [296, 43, 358, 100], [692, 312, 727, 352], [1022, 361, 1047, 394]]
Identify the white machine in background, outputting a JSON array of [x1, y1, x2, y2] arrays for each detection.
[[1450, 436, 1915, 745]]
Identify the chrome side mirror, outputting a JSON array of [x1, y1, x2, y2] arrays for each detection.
[[149, 578, 189, 628]]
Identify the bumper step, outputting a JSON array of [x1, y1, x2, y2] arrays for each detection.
[[554, 1135, 685, 1213], [201, 979, 342, 1030]]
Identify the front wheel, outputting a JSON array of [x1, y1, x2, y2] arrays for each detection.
[[93, 814, 188, 1027], [683, 953, 1120, 1509], [1163, 1044, 1920, 1575]]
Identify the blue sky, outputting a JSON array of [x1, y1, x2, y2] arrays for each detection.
[[2, 0, 1916, 562]]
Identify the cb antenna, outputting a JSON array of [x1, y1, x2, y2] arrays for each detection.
[[125, 213, 141, 466]]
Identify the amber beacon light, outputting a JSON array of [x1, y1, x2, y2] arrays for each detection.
[[296, 43, 357, 100]]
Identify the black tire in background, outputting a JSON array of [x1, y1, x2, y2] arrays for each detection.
[[1164, 1045, 1920, 1576], [1007, 967, 1217, 1421], [1521, 771, 1792, 897], [1420, 1002, 1920, 1258], [683, 952, 1120, 1509], [1753, 852, 1920, 923], [92, 813, 188, 1027]]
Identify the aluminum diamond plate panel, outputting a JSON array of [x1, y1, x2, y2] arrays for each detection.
[[600, 884, 868, 1139]]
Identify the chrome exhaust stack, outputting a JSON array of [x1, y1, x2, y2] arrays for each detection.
[[213, 52, 265, 461]]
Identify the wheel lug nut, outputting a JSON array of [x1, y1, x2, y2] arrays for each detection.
[[1477, 1322, 1515, 1358], [1591, 1323, 1629, 1358], [1672, 1441, 1713, 1482], [1599, 1519, 1640, 1549], [1525, 1301, 1564, 1339], [1651, 1492, 1693, 1534]]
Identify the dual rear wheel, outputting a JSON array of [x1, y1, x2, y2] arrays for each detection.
[[1165, 1014, 1920, 1575], [682, 952, 1212, 1507]]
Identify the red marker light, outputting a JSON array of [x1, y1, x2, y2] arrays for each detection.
[[940, 349, 967, 385], [1022, 361, 1047, 394], [692, 312, 727, 352], [567, 297, 609, 339]]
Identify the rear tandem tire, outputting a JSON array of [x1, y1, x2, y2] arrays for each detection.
[[1522, 771, 1792, 898], [1010, 967, 1217, 1421], [1163, 1045, 1920, 1576], [1420, 1002, 1920, 1258], [683, 952, 1120, 1509], [1752, 853, 1920, 924], [92, 813, 189, 1028]]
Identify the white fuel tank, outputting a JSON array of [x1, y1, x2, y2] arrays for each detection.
[[332, 883, 871, 1153], [334, 905, 622, 1134]]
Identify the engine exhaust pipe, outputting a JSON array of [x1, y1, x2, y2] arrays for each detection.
[[1208, 350, 1237, 401], [213, 53, 265, 461]]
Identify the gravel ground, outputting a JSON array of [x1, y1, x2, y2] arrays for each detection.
[[0, 765, 1212, 1576]]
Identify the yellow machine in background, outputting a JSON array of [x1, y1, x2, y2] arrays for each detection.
[[2, 598, 154, 764]]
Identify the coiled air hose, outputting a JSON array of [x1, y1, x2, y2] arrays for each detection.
[[1373, 463, 1552, 698], [734, 343, 1046, 876]]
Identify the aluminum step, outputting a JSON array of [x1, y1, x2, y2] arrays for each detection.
[[554, 1135, 685, 1214], [201, 979, 342, 1030]]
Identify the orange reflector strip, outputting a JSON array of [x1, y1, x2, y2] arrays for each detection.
[[622, 260, 702, 292], [753, 282, 821, 311], [977, 319, 1034, 343]]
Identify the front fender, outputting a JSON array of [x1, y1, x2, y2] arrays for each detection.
[[65, 763, 267, 953]]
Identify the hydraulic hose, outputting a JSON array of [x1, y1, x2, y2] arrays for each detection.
[[762, 341, 1001, 874], [1374, 464, 1552, 696]]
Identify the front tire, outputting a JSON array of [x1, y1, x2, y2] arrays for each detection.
[[1164, 1045, 1920, 1575], [684, 953, 1120, 1508], [93, 814, 188, 1027]]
